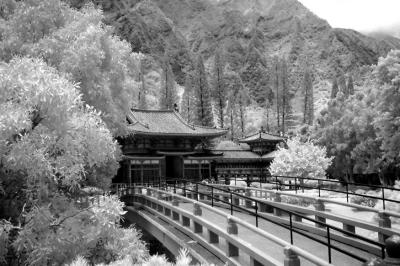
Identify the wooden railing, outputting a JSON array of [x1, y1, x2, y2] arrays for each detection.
[[239, 175, 400, 210], [114, 181, 400, 265], [214, 184, 400, 244], [123, 186, 333, 266]]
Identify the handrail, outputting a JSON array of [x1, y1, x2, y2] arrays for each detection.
[[216, 184, 400, 219], [241, 175, 400, 210], [188, 183, 385, 257], [270, 175, 400, 191], [130, 185, 333, 266], [124, 181, 386, 264]]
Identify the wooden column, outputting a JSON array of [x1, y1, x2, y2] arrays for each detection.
[[208, 161, 211, 179], [140, 160, 144, 184], [158, 159, 162, 182], [198, 160, 202, 180], [182, 156, 185, 179], [127, 160, 132, 184]]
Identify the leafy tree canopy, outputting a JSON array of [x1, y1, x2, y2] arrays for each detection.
[[269, 137, 332, 179], [0, 0, 140, 136]]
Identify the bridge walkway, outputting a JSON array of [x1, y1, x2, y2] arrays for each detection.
[[174, 201, 374, 266], [121, 186, 389, 265]]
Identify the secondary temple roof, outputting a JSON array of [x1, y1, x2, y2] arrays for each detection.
[[127, 109, 227, 137], [239, 132, 285, 143], [212, 150, 277, 162]]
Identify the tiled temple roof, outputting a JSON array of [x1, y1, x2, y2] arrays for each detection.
[[211, 150, 275, 162], [127, 109, 227, 137], [239, 132, 285, 143]]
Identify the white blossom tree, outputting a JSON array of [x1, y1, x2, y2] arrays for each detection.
[[269, 137, 333, 181]]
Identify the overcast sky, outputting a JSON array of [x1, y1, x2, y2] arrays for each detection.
[[298, 0, 400, 34]]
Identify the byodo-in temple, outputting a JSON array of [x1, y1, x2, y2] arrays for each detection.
[[114, 109, 285, 184]]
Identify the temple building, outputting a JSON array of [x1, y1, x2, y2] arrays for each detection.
[[114, 109, 227, 184], [114, 109, 285, 184], [213, 131, 286, 181]]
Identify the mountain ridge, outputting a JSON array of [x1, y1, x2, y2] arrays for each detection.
[[91, 0, 400, 132]]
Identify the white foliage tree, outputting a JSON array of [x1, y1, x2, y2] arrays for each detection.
[[0, 1, 140, 136], [0, 57, 146, 265], [269, 137, 333, 180]]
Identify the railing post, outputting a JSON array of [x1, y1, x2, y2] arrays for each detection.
[[382, 188, 386, 210], [384, 234, 400, 265], [274, 192, 282, 216], [245, 188, 252, 208], [226, 217, 239, 257], [230, 193, 233, 215], [346, 183, 349, 203], [193, 202, 202, 216], [283, 246, 300, 266], [300, 178, 304, 193], [172, 196, 179, 207], [318, 181, 321, 197], [157, 191, 163, 200], [289, 213, 293, 245], [211, 186, 214, 207], [193, 203, 203, 234], [327, 227, 332, 263], [233, 194, 240, 206], [314, 199, 326, 228], [255, 204, 258, 227], [227, 217, 238, 235], [378, 211, 392, 242]]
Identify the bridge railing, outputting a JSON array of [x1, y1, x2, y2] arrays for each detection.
[[127, 185, 333, 266], [117, 181, 386, 264], [176, 181, 387, 264], [214, 183, 400, 243], [242, 175, 400, 211]]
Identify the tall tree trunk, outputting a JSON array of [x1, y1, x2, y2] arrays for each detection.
[[186, 96, 191, 123], [303, 84, 308, 124], [230, 108, 234, 140], [281, 59, 288, 135], [240, 105, 245, 136], [219, 97, 224, 128], [309, 83, 314, 125], [274, 58, 280, 129]]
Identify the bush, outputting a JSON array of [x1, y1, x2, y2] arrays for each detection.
[[350, 195, 377, 208], [282, 196, 313, 207]]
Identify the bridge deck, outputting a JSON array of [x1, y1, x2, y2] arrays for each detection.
[[175, 201, 373, 265], [122, 185, 386, 265]]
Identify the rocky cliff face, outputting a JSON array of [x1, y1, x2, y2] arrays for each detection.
[[92, 0, 400, 131]]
